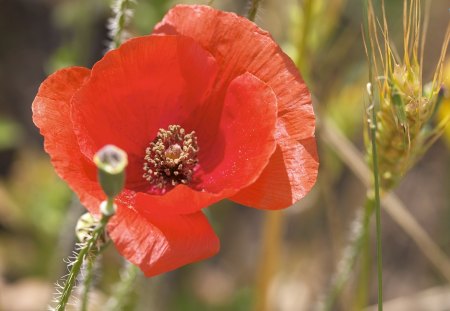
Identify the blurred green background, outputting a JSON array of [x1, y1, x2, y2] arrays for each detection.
[[0, 0, 449, 310]]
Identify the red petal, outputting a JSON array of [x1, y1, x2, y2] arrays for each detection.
[[195, 72, 277, 194], [114, 185, 229, 216], [154, 5, 319, 209], [132, 73, 278, 215], [108, 203, 219, 277], [230, 138, 318, 209], [32, 67, 104, 214], [132, 186, 231, 215], [71, 35, 218, 190]]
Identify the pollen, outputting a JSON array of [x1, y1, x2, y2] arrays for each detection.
[[143, 125, 199, 192]]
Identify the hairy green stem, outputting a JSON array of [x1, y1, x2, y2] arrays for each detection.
[[370, 106, 383, 311], [54, 199, 114, 311], [247, 0, 262, 22], [80, 240, 112, 311], [109, 0, 134, 50], [55, 243, 89, 311]]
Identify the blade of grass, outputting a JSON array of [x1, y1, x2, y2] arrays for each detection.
[[247, 0, 263, 22], [368, 102, 384, 311], [318, 199, 374, 311]]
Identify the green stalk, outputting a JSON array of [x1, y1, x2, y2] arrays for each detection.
[[55, 199, 114, 311], [247, 0, 263, 22], [80, 258, 95, 311], [106, 261, 141, 311], [365, 0, 383, 306], [295, 0, 313, 73], [353, 207, 372, 310], [370, 106, 383, 311], [79, 239, 111, 311], [109, 0, 134, 50], [321, 199, 374, 311]]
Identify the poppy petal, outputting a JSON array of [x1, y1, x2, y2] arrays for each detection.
[[195, 72, 277, 194], [132, 186, 232, 216], [133, 72, 278, 215], [108, 204, 219, 277], [71, 35, 218, 190], [154, 5, 319, 209], [32, 67, 104, 214], [230, 137, 318, 209]]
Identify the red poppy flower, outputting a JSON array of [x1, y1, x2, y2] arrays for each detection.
[[32, 5, 318, 276]]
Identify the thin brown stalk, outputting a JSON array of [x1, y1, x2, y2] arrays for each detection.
[[419, 0, 431, 84], [431, 24, 450, 91], [367, 3, 382, 83], [320, 119, 450, 282], [381, 0, 391, 74], [413, 0, 420, 63], [403, 0, 409, 67], [254, 211, 284, 311], [382, 194, 450, 282]]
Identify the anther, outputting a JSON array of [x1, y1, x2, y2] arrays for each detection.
[[143, 125, 199, 193]]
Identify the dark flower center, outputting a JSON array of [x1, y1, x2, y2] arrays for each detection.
[[143, 125, 199, 191]]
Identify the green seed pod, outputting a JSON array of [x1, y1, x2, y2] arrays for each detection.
[[93, 144, 128, 198]]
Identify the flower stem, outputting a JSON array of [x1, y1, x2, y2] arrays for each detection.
[[295, 0, 313, 71], [365, 0, 382, 307], [79, 239, 111, 311], [55, 243, 89, 311], [106, 261, 140, 311], [247, 0, 262, 22], [80, 258, 95, 311], [353, 202, 372, 310], [54, 199, 114, 311], [369, 104, 383, 311], [108, 0, 134, 50]]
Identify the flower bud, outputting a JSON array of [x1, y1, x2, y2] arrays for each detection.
[[93, 144, 128, 198], [75, 212, 98, 243]]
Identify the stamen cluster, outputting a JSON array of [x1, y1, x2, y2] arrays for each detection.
[[143, 125, 199, 192]]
